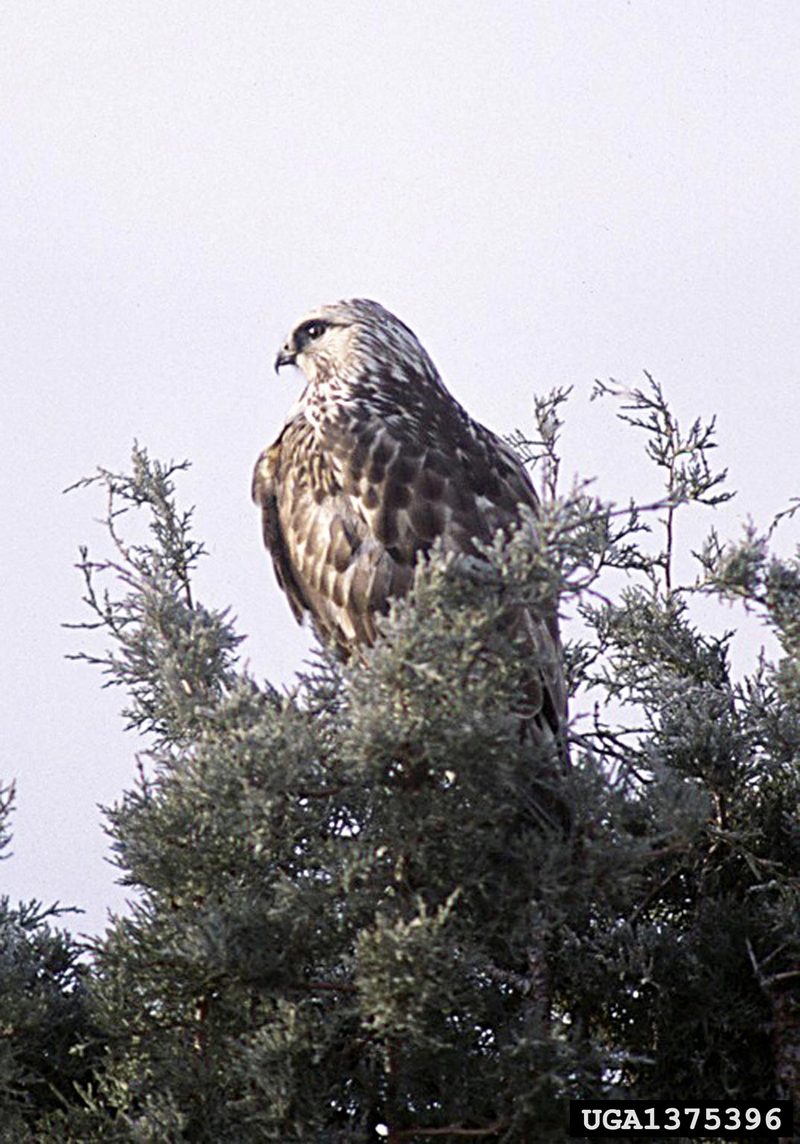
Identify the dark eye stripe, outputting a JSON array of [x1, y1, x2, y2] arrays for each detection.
[[295, 320, 328, 350]]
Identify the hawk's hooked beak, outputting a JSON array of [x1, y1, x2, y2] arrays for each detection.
[[274, 346, 297, 373]]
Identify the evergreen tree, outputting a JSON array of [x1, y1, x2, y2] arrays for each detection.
[[42, 381, 800, 1140], [0, 784, 92, 1141]]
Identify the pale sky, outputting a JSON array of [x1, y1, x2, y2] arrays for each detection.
[[2, 1, 798, 935]]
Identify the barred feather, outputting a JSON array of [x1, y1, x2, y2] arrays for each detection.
[[253, 299, 567, 750]]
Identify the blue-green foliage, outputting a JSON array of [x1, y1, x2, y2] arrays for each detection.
[[0, 784, 92, 1140], [15, 383, 800, 1140]]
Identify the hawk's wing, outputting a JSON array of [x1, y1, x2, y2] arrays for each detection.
[[252, 413, 414, 652], [253, 407, 567, 747]]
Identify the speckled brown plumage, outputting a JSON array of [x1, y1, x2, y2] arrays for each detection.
[[253, 299, 567, 749]]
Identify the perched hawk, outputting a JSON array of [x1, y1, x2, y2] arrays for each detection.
[[253, 299, 567, 751]]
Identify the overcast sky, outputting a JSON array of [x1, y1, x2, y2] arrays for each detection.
[[2, 1, 798, 936]]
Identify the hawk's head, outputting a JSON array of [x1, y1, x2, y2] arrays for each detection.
[[274, 299, 439, 389]]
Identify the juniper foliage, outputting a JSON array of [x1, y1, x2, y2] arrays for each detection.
[[0, 784, 92, 1141], [35, 384, 800, 1139]]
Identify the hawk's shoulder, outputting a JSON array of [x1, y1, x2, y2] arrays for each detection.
[[252, 416, 318, 627], [253, 411, 414, 652], [253, 379, 547, 653]]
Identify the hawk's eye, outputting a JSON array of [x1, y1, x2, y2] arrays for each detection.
[[296, 320, 328, 350]]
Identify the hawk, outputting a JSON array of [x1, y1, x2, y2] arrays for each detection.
[[252, 299, 567, 752]]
